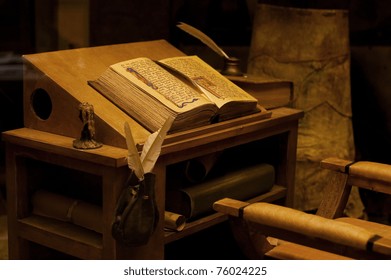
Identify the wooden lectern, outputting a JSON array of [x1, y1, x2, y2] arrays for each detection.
[[2, 40, 303, 259]]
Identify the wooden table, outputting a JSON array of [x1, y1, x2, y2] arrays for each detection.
[[2, 106, 303, 259]]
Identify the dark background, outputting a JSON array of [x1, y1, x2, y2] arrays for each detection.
[[1, 0, 391, 258]]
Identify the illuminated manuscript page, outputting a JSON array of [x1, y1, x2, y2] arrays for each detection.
[[110, 57, 213, 113], [159, 56, 257, 108]]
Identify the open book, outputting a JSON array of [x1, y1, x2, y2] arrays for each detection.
[[89, 55, 260, 133]]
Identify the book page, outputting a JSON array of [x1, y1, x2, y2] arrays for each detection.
[[159, 56, 257, 108], [110, 58, 213, 112]]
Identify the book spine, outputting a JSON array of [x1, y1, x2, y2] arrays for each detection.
[[166, 163, 275, 219]]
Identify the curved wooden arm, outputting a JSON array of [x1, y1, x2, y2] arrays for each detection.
[[322, 157, 391, 182], [214, 198, 391, 256], [321, 157, 391, 195], [243, 202, 375, 251], [350, 161, 391, 185]]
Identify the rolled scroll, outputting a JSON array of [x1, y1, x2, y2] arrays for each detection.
[[32, 190, 103, 233], [164, 211, 186, 232]]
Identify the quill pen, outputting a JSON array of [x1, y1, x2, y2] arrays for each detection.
[[177, 22, 230, 59], [124, 122, 144, 180], [141, 116, 174, 173]]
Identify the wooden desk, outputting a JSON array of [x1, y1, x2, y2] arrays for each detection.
[[3, 106, 302, 259]]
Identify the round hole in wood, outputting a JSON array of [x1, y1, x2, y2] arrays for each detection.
[[31, 88, 52, 120]]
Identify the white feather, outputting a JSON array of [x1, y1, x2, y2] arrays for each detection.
[[141, 116, 174, 173], [124, 122, 144, 180], [177, 22, 230, 59]]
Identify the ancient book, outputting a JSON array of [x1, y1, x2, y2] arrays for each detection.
[[89, 55, 261, 133], [227, 74, 294, 109], [166, 163, 275, 220]]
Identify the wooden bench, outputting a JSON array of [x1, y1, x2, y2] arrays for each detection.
[[214, 158, 391, 259]]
